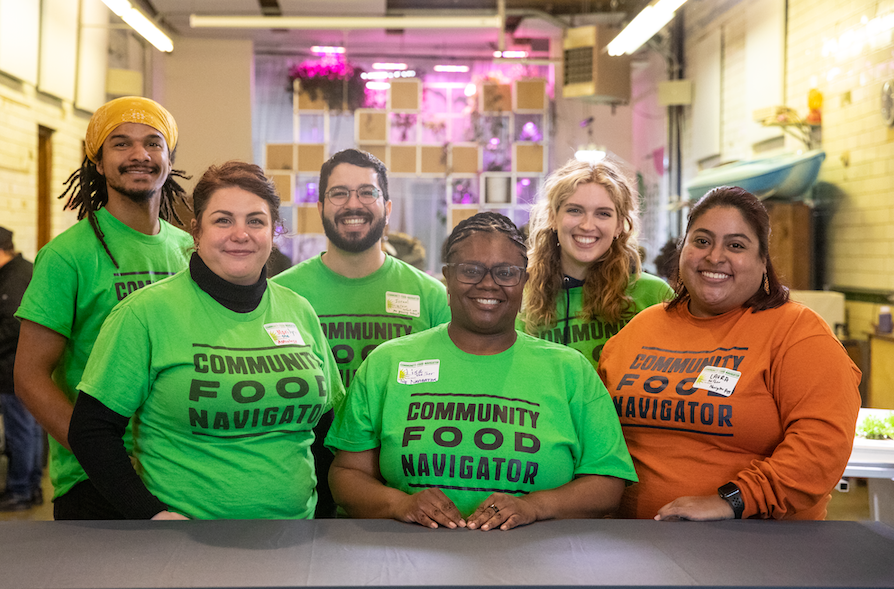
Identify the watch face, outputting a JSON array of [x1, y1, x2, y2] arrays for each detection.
[[718, 482, 740, 498], [882, 80, 894, 126]]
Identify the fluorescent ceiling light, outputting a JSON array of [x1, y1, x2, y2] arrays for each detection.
[[493, 50, 528, 58], [362, 71, 416, 80], [575, 145, 607, 165], [190, 15, 501, 30], [434, 65, 470, 73], [606, 0, 688, 56], [373, 63, 407, 70], [366, 82, 391, 90], [311, 46, 345, 54], [101, 0, 173, 53]]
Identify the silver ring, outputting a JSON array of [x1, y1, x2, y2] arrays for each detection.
[[490, 503, 500, 514]]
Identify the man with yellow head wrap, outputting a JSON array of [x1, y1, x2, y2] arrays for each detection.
[[14, 96, 194, 519]]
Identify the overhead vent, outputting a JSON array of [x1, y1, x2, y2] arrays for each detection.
[[562, 25, 631, 105]]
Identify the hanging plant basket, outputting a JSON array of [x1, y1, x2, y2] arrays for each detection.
[[288, 56, 368, 113]]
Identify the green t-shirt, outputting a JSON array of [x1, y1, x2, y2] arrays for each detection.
[[518, 273, 674, 371], [78, 271, 345, 519], [272, 254, 450, 387], [326, 324, 637, 517], [15, 208, 192, 499]]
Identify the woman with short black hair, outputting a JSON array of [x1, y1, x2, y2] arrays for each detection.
[[327, 212, 636, 530]]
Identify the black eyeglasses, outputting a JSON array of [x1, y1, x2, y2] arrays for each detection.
[[325, 186, 382, 206], [445, 263, 526, 286]]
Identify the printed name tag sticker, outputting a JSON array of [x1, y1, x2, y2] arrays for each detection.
[[264, 322, 305, 346], [693, 366, 741, 397], [386, 291, 421, 317], [397, 360, 440, 385]]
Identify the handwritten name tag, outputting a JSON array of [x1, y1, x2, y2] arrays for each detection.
[[693, 366, 741, 397], [386, 291, 421, 317], [397, 360, 440, 385], [264, 322, 305, 346]]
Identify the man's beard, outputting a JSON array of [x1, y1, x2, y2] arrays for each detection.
[[106, 164, 162, 203], [322, 207, 387, 253]]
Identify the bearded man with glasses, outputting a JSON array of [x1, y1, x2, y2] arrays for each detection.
[[273, 149, 450, 517]]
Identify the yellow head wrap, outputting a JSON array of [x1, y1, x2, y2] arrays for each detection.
[[84, 96, 178, 164]]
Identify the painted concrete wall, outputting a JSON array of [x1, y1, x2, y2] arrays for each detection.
[[0, 80, 87, 261], [154, 36, 255, 199]]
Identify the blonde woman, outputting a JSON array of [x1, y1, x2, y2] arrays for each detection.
[[519, 158, 673, 370]]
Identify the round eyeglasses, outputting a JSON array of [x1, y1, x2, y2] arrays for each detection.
[[445, 263, 526, 287], [325, 186, 382, 206]]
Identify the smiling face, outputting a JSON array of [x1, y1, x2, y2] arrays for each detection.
[[96, 122, 172, 204], [445, 232, 527, 340], [318, 162, 391, 254], [554, 182, 622, 279], [193, 186, 273, 286], [679, 206, 767, 317]]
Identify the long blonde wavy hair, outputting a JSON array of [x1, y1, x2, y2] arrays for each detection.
[[523, 158, 642, 332]]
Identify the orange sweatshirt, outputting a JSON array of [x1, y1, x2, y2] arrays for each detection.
[[598, 301, 861, 520]]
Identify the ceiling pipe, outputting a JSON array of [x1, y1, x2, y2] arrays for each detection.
[[504, 9, 571, 30], [498, 0, 506, 52], [189, 14, 502, 30]]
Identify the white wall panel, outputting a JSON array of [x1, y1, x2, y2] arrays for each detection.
[[0, 0, 40, 85], [39, 0, 79, 101], [76, 0, 109, 112], [690, 29, 721, 162], [745, 0, 785, 146]]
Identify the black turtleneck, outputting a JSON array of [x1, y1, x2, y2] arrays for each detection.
[[67, 253, 272, 519], [189, 251, 267, 313]]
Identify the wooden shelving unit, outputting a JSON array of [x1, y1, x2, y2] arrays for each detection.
[[265, 77, 550, 232]]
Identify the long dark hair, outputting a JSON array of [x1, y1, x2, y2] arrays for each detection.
[[59, 150, 189, 268], [666, 185, 789, 313]]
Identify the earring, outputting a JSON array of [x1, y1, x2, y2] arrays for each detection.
[[763, 273, 770, 295]]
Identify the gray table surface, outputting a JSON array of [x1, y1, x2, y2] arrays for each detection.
[[1, 518, 893, 589]]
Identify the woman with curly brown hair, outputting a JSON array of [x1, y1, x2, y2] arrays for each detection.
[[519, 158, 673, 370]]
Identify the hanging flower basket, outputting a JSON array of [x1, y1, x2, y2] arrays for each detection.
[[288, 56, 368, 113]]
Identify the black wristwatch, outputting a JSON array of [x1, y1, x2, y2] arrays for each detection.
[[718, 482, 744, 519]]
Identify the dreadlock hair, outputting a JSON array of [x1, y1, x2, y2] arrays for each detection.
[[58, 147, 190, 268], [442, 211, 527, 265], [523, 157, 641, 333]]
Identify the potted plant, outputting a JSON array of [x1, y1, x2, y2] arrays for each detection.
[[289, 55, 367, 112]]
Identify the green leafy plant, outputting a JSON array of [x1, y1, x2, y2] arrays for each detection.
[[857, 414, 894, 440]]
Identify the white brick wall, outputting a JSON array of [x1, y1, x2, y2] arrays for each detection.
[[787, 0, 894, 298], [681, 0, 894, 335], [0, 79, 87, 261]]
